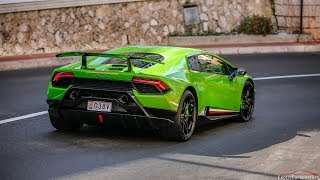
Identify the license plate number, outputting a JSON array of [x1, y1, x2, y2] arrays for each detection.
[[87, 101, 112, 112]]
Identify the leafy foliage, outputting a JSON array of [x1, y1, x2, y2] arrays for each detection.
[[238, 15, 273, 36]]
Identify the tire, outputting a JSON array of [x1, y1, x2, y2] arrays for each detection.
[[49, 113, 83, 131], [237, 81, 255, 122], [160, 90, 197, 141]]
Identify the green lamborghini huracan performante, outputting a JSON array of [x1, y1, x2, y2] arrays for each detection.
[[47, 46, 255, 141]]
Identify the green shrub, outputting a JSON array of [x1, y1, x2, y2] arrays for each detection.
[[238, 15, 273, 36]]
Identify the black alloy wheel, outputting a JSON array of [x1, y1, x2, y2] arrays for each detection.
[[49, 113, 83, 131], [239, 81, 255, 121], [160, 90, 197, 141], [179, 93, 196, 138]]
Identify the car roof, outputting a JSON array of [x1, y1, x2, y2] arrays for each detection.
[[106, 46, 207, 60], [105, 46, 235, 68]]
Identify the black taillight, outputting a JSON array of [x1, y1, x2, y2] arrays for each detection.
[[132, 77, 169, 94], [52, 72, 75, 88]]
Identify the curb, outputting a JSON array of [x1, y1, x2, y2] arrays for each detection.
[[169, 34, 315, 46], [195, 44, 320, 55], [0, 43, 319, 71], [0, 57, 78, 71]]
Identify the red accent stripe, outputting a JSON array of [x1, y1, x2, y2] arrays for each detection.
[[208, 110, 235, 116], [98, 114, 103, 124]]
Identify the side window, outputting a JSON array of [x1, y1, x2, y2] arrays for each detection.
[[187, 55, 201, 71], [197, 54, 230, 75]]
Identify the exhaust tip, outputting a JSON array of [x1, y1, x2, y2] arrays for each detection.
[[70, 91, 79, 100], [119, 95, 129, 104]]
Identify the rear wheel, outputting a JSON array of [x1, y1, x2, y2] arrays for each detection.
[[238, 81, 255, 122], [49, 113, 83, 131], [160, 90, 197, 141]]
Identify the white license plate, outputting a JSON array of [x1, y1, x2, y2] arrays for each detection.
[[87, 100, 112, 112]]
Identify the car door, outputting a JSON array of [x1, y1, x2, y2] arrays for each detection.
[[188, 54, 238, 111]]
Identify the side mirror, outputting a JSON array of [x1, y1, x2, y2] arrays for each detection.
[[237, 68, 246, 76], [229, 68, 246, 81]]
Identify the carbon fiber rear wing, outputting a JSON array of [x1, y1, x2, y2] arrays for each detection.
[[56, 52, 164, 70]]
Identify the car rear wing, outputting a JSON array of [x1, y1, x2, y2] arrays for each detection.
[[56, 52, 164, 70]]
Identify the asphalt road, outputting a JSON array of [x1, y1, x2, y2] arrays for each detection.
[[0, 53, 320, 180]]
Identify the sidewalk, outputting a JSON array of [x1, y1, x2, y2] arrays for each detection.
[[0, 42, 319, 71], [190, 41, 320, 55]]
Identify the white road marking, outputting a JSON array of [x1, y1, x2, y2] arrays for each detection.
[[253, 74, 320, 81], [0, 73, 320, 125], [0, 111, 47, 125]]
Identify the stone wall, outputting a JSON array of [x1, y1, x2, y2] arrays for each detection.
[[275, 0, 320, 39], [0, 0, 273, 56]]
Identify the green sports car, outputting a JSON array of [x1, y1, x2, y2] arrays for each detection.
[[47, 46, 255, 141]]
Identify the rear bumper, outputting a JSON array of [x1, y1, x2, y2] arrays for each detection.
[[47, 100, 175, 129]]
